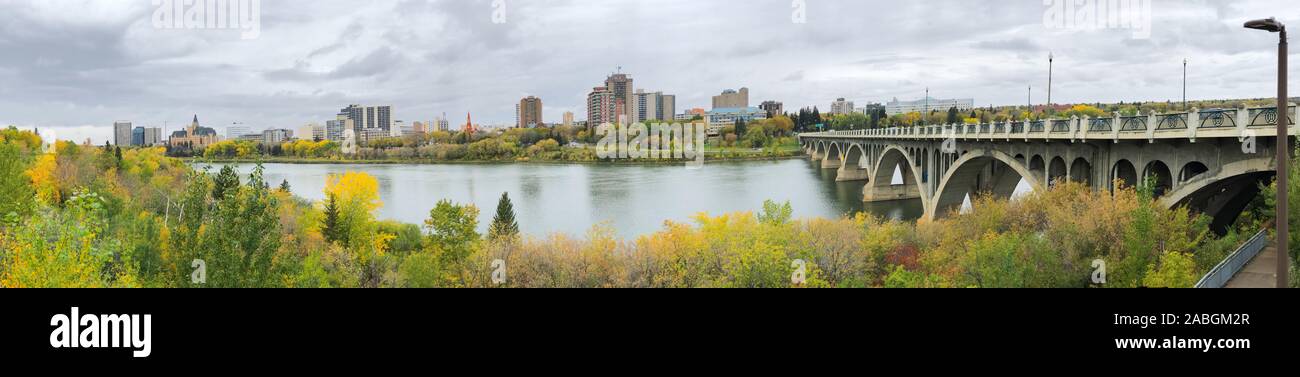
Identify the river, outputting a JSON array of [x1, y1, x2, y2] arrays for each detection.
[[211, 159, 925, 238]]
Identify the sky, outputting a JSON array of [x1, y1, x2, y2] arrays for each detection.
[[1, 0, 1297, 144]]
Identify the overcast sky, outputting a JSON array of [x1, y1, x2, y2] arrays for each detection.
[[2, 0, 1297, 143]]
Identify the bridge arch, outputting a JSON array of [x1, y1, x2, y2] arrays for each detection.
[[929, 149, 1045, 219], [1163, 158, 1275, 235], [1111, 159, 1138, 190], [1048, 156, 1068, 186], [843, 144, 867, 168], [1143, 160, 1173, 197], [1179, 161, 1209, 183], [1029, 155, 1046, 179], [1069, 158, 1093, 185], [826, 142, 843, 160], [864, 145, 930, 208]]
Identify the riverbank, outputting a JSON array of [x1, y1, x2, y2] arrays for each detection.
[[187, 152, 806, 166]]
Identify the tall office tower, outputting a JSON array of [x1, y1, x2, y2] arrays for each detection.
[[144, 127, 162, 146], [114, 121, 133, 146], [132, 127, 145, 146], [711, 88, 749, 109], [658, 94, 676, 122], [339, 104, 393, 135], [633, 90, 659, 123], [562, 111, 574, 127], [518, 96, 543, 128], [604, 73, 635, 124], [587, 87, 617, 125]]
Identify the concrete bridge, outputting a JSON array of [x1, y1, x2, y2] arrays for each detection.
[[799, 105, 1297, 232]]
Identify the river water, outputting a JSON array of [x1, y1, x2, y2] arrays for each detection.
[[213, 159, 924, 238]]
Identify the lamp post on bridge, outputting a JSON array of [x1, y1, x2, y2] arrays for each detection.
[[1047, 52, 1054, 115], [1244, 17, 1289, 288], [1183, 58, 1189, 111]]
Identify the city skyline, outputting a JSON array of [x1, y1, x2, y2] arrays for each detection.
[[1, 0, 1296, 144]]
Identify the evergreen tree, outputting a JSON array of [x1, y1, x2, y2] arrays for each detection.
[[279, 179, 291, 193], [488, 192, 520, 240], [212, 165, 241, 200], [321, 192, 341, 245], [114, 146, 123, 167]]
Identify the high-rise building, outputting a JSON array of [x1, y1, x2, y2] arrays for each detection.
[[339, 104, 393, 136], [659, 94, 676, 122], [760, 101, 784, 118], [712, 88, 749, 109], [631, 91, 678, 123], [113, 121, 132, 146], [604, 73, 634, 123], [562, 111, 574, 127], [227, 124, 251, 140], [831, 98, 855, 115], [633, 90, 659, 123], [518, 96, 543, 128], [132, 127, 145, 146], [587, 86, 618, 125], [146, 127, 161, 146]]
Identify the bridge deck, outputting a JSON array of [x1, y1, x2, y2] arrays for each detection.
[[1225, 244, 1278, 288]]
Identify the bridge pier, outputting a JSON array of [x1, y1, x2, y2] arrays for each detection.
[[820, 156, 841, 169], [836, 166, 870, 182], [863, 183, 923, 202]]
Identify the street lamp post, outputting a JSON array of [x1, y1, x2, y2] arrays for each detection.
[[1183, 58, 1189, 111], [1047, 52, 1054, 112], [1245, 17, 1289, 288], [1028, 86, 1032, 120]]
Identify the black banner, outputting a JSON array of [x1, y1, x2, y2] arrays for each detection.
[[1, 289, 1294, 370]]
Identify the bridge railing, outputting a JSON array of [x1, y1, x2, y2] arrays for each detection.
[[799, 104, 1298, 140], [1195, 229, 1270, 288]]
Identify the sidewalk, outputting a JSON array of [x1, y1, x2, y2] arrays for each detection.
[[1225, 244, 1278, 288]]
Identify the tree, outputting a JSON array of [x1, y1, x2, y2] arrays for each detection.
[[321, 192, 341, 245], [488, 192, 520, 240], [0, 143, 35, 222], [212, 165, 240, 200], [279, 179, 291, 193], [425, 199, 480, 263]]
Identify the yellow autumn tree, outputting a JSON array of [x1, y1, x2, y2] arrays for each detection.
[[323, 172, 392, 282], [26, 154, 59, 204], [325, 171, 383, 214]]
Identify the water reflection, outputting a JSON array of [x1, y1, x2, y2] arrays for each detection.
[[207, 159, 925, 238]]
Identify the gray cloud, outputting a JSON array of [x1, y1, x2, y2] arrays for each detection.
[[1, 0, 1297, 144]]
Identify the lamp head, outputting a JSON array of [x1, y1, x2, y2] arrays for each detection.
[[1245, 17, 1285, 32]]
